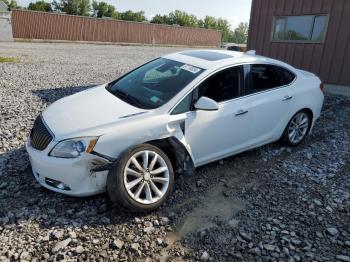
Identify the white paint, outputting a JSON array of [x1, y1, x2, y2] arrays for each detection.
[[26, 49, 324, 196]]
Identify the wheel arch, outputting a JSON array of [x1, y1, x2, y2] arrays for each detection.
[[299, 107, 314, 122], [279, 107, 314, 145], [146, 137, 195, 175]]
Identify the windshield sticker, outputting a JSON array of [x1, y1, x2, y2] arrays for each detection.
[[150, 96, 160, 103], [180, 64, 201, 74]]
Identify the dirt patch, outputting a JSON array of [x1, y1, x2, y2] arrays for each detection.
[[160, 185, 244, 261], [175, 185, 244, 239]]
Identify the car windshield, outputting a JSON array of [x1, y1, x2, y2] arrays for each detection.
[[107, 58, 203, 109]]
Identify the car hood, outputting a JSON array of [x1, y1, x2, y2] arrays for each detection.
[[42, 85, 146, 138]]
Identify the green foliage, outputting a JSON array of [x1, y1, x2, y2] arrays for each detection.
[[228, 22, 249, 44], [53, 0, 90, 16], [0, 56, 17, 62], [151, 11, 237, 43], [92, 0, 117, 18], [202, 16, 217, 29], [216, 18, 231, 42], [28, 1, 52, 12], [2, 0, 19, 10], [151, 14, 169, 25], [168, 10, 198, 27], [119, 10, 146, 22]]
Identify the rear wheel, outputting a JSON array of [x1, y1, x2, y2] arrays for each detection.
[[282, 110, 312, 146], [107, 144, 174, 212]]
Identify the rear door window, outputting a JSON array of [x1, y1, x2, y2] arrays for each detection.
[[245, 64, 295, 95]]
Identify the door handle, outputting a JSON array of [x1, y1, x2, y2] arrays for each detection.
[[235, 109, 248, 116], [282, 95, 293, 101]]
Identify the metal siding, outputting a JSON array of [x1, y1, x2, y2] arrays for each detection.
[[258, 0, 268, 55], [328, 0, 350, 83], [248, 0, 350, 85], [311, 0, 323, 13], [294, 44, 304, 68], [340, 41, 350, 85], [294, 0, 303, 14], [302, 0, 313, 13], [276, 0, 286, 16], [248, 0, 261, 50], [284, 0, 294, 14], [319, 0, 340, 82], [301, 44, 314, 69], [263, 0, 277, 56], [11, 10, 221, 47]]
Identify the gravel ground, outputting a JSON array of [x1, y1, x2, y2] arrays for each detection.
[[0, 42, 349, 262]]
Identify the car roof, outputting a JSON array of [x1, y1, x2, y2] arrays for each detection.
[[163, 49, 294, 71]]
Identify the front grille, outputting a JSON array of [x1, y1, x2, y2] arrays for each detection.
[[30, 116, 53, 151]]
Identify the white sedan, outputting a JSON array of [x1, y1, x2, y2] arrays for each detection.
[[26, 50, 324, 212]]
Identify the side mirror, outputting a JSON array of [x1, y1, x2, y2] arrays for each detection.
[[194, 97, 219, 111]]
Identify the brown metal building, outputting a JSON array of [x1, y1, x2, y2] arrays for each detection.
[[247, 0, 350, 85]]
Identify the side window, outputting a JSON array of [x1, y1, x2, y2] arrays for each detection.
[[197, 66, 241, 103], [246, 64, 294, 94], [279, 67, 296, 85], [171, 92, 193, 115]]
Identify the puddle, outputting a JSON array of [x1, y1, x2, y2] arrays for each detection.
[[160, 185, 244, 261], [175, 186, 244, 239]]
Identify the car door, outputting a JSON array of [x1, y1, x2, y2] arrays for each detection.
[[243, 64, 296, 147], [172, 65, 254, 166]]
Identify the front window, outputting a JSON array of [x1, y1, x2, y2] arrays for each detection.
[[197, 66, 241, 103], [272, 15, 328, 43], [107, 58, 203, 109]]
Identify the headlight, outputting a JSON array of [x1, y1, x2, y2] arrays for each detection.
[[50, 137, 98, 158]]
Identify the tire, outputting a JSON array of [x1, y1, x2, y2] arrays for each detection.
[[281, 110, 312, 147], [107, 144, 174, 212]]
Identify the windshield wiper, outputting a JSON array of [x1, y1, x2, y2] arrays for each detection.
[[114, 90, 144, 108]]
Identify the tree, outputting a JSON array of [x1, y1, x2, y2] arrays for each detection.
[[216, 18, 231, 42], [203, 16, 217, 29], [151, 14, 170, 25], [3, 0, 19, 10], [92, 0, 117, 18], [152, 10, 199, 27], [53, 0, 90, 16], [168, 10, 190, 26], [229, 22, 249, 44], [120, 10, 146, 22], [189, 14, 200, 27], [28, 1, 52, 12]]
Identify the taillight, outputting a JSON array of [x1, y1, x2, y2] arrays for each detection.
[[320, 83, 325, 92]]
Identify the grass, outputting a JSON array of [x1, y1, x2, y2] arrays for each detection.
[[0, 56, 17, 63]]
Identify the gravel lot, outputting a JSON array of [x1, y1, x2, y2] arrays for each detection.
[[0, 42, 349, 262]]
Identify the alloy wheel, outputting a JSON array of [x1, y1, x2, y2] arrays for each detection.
[[123, 150, 170, 205], [288, 112, 309, 144]]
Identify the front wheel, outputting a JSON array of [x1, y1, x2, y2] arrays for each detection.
[[281, 110, 312, 146], [107, 144, 174, 212]]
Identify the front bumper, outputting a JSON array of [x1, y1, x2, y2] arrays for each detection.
[[26, 140, 110, 197]]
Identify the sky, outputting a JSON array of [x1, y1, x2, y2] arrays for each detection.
[[16, 0, 252, 29]]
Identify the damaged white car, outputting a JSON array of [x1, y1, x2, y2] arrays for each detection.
[[26, 50, 324, 212]]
